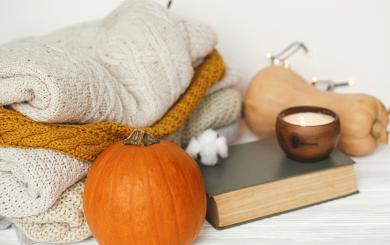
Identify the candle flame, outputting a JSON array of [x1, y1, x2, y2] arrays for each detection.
[[299, 115, 306, 127]]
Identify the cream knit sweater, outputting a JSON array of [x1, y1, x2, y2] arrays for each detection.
[[0, 86, 241, 220], [0, 148, 90, 218], [167, 88, 242, 145], [0, 0, 217, 127], [12, 180, 91, 244], [0, 88, 242, 244]]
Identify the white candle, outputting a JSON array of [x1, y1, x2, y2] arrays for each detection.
[[283, 112, 335, 126]]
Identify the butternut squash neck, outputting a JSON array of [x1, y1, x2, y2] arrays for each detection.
[[305, 88, 389, 145]]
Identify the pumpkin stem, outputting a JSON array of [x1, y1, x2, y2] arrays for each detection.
[[123, 129, 160, 146], [371, 121, 388, 145]]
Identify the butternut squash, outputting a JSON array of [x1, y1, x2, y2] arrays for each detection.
[[244, 66, 389, 156]]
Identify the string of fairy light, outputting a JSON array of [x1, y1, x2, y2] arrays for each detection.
[[265, 42, 355, 91]]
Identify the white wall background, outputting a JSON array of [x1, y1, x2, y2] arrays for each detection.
[[0, 0, 389, 107]]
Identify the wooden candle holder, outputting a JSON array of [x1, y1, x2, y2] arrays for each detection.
[[276, 106, 341, 162]]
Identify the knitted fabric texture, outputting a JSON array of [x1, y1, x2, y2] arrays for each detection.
[[12, 180, 91, 244], [0, 0, 217, 127], [0, 148, 90, 217], [0, 57, 225, 220], [0, 50, 224, 162], [205, 66, 241, 95], [0, 78, 237, 219], [168, 88, 242, 145], [166, 88, 242, 145], [2, 85, 241, 245]]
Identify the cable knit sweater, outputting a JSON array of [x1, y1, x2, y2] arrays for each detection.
[[0, 87, 242, 244], [0, 50, 224, 162], [0, 50, 223, 219], [0, 0, 217, 127], [0, 87, 241, 218]]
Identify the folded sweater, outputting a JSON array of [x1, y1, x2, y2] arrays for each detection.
[[2, 87, 242, 244], [0, 50, 224, 162], [0, 86, 241, 218], [167, 88, 242, 145], [0, 149, 89, 218], [0, 0, 217, 127], [12, 180, 91, 244], [0, 50, 223, 218], [206, 66, 241, 95]]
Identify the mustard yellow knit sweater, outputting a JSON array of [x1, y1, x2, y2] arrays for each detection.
[[0, 50, 224, 162]]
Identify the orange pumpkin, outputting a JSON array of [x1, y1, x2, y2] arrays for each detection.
[[84, 130, 206, 245]]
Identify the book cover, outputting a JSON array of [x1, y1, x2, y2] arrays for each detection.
[[200, 138, 358, 228]]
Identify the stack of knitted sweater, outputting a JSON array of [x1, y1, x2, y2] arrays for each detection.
[[0, 0, 242, 244]]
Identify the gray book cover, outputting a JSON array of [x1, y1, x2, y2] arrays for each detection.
[[200, 138, 355, 196]]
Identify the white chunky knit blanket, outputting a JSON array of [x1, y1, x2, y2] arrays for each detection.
[[0, 0, 217, 126]]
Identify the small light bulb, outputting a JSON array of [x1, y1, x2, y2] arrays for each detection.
[[283, 60, 289, 69], [266, 52, 272, 59], [311, 76, 318, 83], [348, 80, 355, 86], [273, 59, 280, 65]]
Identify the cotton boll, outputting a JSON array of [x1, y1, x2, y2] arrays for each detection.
[[197, 129, 218, 144], [186, 137, 201, 158], [199, 143, 219, 166], [185, 129, 229, 166], [216, 137, 228, 158]]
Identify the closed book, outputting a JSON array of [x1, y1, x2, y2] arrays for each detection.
[[200, 138, 358, 228]]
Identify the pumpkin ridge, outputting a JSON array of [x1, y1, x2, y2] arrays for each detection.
[[118, 145, 139, 245], [150, 143, 182, 244], [145, 146, 164, 244], [107, 146, 131, 242], [91, 148, 116, 242], [84, 143, 119, 229], [87, 143, 127, 243], [84, 140, 206, 244], [164, 142, 199, 240]]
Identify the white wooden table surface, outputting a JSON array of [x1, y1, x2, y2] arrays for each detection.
[[1, 125, 389, 245]]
